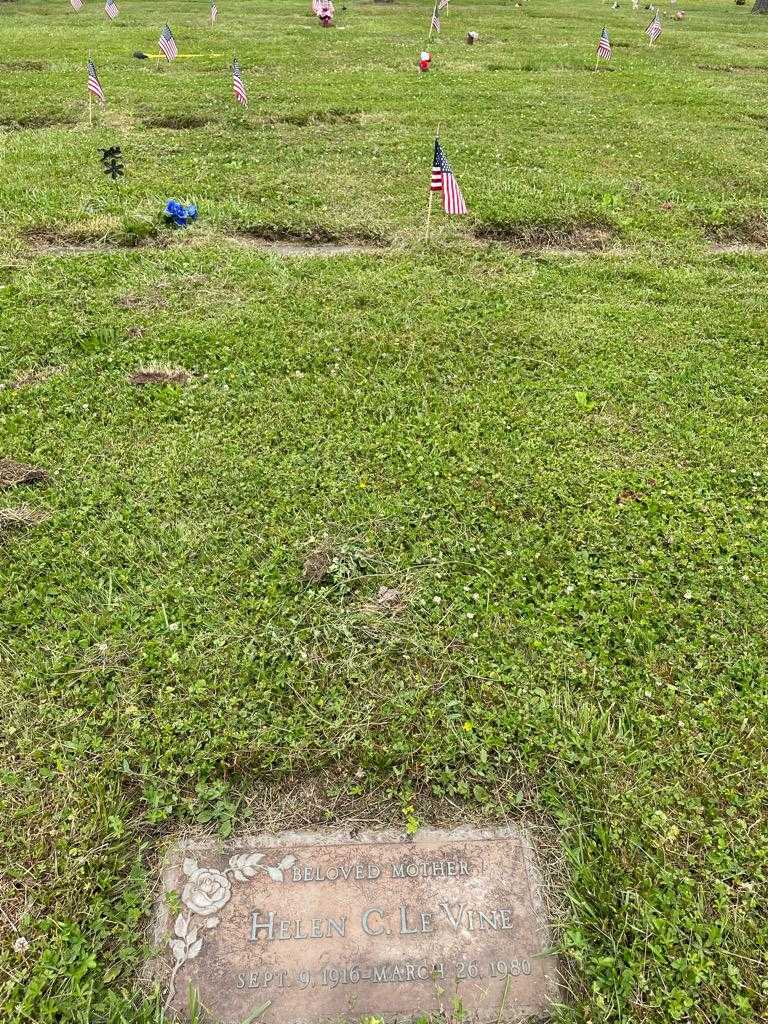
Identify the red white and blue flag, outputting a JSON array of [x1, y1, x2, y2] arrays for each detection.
[[597, 27, 612, 60], [211, 2, 218, 23], [232, 57, 247, 105], [70, 0, 83, 11], [438, 0, 449, 10], [431, 138, 467, 215], [431, 3, 440, 33], [159, 24, 178, 61], [87, 58, 105, 103], [105, 0, 118, 20], [646, 13, 662, 42]]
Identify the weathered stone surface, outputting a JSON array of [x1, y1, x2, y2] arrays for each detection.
[[155, 827, 558, 1023]]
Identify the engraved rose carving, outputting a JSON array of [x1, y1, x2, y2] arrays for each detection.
[[181, 868, 232, 917], [164, 851, 296, 1011]]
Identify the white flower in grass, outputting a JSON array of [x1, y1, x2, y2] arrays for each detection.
[[181, 868, 232, 917]]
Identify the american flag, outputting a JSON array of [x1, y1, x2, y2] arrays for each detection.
[[646, 13, 662, 42], [431, 4, 440, 33], [438, 0, 449, 10], [597, 27, 612, 60], [87, 58, 105, 104], [159, 24, 178, 61], [70, 0, 83, 11], [431, 138, 467, 215], [232, 57, 247, 105], [105, 0, 118, 20], [210, 2, 218, 22]]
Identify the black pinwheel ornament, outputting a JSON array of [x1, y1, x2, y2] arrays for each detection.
[[99, 146, 125, 180]]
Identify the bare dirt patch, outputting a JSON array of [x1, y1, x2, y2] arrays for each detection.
[[117, 287, 171, 312], [0, 61, 47, 71], [302, 541, 336, 584], [232, 224, 385, 256], [0, 505, 48, 532], [23, 224, 162, 251], [0, 114, 77, 130], [265, 109, 362, 127], [0, 459, 49, 488], [22, 224, 380, 257], [362, 585, 407, 617], [474, 220, 617, 253], [2, 366, 64, 391], [128, 365, 192, 386], [698, 63, 768, 75], [141, 115, 214, 129], [706, 214, 768, 252], [616, 488, 643, 505], [616, 480, 657, 505]]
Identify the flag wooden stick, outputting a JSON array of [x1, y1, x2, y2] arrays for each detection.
[[594, 55, 600, 72], [88, 50, 93, 126], [425, 122, 441, 243], [425, 191, 435, 242], [428, 1, 437, 38]]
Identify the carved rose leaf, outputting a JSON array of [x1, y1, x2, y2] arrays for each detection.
[[229, 852, 265, 879], [265, 867, 283, 882], [187, 938, 203, 960], [174, 914, 188, 939], [170, 939, 187, 963], [182, 858, 198, 877], [205, 916, 219, 929], [278, 855, 296, 871]]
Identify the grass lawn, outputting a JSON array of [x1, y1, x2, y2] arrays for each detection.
[[1, 0, 767, 1021]]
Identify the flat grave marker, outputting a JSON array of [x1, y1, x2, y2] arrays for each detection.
[[155, 826, 558, 1023]]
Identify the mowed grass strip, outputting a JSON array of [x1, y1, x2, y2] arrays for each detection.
[[1, 2, 767, 1023]]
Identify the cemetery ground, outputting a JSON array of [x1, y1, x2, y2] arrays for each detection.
[[1, 0, 767, 1021]]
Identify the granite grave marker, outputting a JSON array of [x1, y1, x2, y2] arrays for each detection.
[[156, 827, 558, 1023]]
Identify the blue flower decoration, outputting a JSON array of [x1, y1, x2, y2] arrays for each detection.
[[164, 200, 198, 229]]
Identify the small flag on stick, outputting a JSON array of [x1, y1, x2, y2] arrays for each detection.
[[430, 3, 440, 34], [430, 137, 467, 215], [646, 13, 662, 43], [105, 0, 118, 20], [316, 0, 334, 23], [596, 27, 612, 63], [438, 0, 449, 11], [211, 2, 218, 23], [159, 24, 179, 61], [70, 0, 83, 11], [87, 58, 106, 104], [232, 57, 247, 105]]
